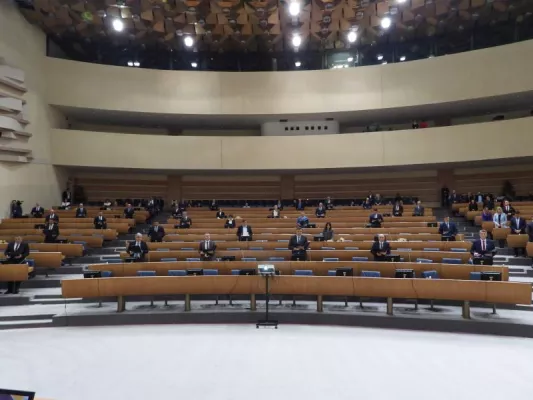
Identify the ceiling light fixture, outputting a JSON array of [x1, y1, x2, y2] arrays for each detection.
[[289, 2, 300, 17], [381, 17, 392, 29], [133, 61, 140, 67], [191, 62, 198, 68], [382, 61, 388, 65], [127, 61, 133, 67], [347, 31, 357, 43], [184, 36, 194, 47], [295, 61, 301, 67], [112, 18, 124, 32], [397, 0, 407, 3], [376, 54, 384, 60], [399, 55, 406, 61], [292, 34, 302, 47], [347, 57, 354, 62]]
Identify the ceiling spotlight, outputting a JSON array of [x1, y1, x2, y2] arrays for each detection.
[[399, 55, 406, 61], [382, 61, 388, 65], [133, 61, 140, 67], [347, 57, 354, 62], [191, 62, 198, 68], [289, 2, 300, 17], [376, 54, 384, 60], [381, 17, 392, 29], [184, 36, 194, 47], [292, 34, 302, 47], [347, 31, 357, 43], [295, 61, 301, 67], [127, 61, 133, 67], [112, 18, 124, 32]]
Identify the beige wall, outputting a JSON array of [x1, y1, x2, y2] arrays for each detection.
[[0, 1, 65, 217], [44, 40, 533, 116], [51, 117, 533, 171]]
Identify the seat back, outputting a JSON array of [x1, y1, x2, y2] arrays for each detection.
[[137, 271, 156, 276], [168, 270, 187, 276], [327, 270, 336, 276], [361, 270, 381, 277], [323, 257, 339, 262], [470, 272, 482, 280], [423, 248, 439, 251], [242, 257, 257, 261], [442, 258, 462, 264], [203, 269, 219, 275], [157, 248, 170, 252], [101, 271, 113, 277], [416, 258, 433, 264], [249, 247, 263, 250], [352, 257, 369, 261], [269, 257, 285, 261], [451, 248, 467, 252], [160, 258, 177, 262], [294, 270, 313, 276], [186, 258, 201, 261], [421, 270, 439, 279]]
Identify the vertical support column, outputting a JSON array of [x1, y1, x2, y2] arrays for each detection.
[[166, 175, 182, 206], [462, 301, 471, 319], [386, 297, 393, 315], [117, 296, 125, 313], [280, 175, 295, 201], [317, 295, 323, 312], [185, 294, 191, 311], [250, 294, 256, 311]]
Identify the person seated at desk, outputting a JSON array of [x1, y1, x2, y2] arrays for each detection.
[[178, 199, 189, 211], [362, 198, 372, 210], [199, 233, 216, 261], [289, 228, 309, 261], [31, 203, 44, 218], [237, 220, 253, 241], [93, 211, 107, 229], [315, 203, 326, 218], [295, 198, 305, 211], [374, 194, 382, 206], [502, 200, 515, 219], [274, 200, 284, 211], [216, 209, 226, 219], [60, 200, 71, 210], [297, 212, 309, 228], [243, 202, 251, 208], [210, 199, 219, 211], [43, 222, 59, 243], [450, 190, 459, 204], [75, 203, 87, 218], [148, 221, 165, 243], [2, 236, 30, 294], [270, 205, 281, 218], [45, 209, 59, 223], [392, 201, 404, 217], [371, 234, 391, 261], [510, 211, 526, 234], [124, 203, 135, 219], [369, 208, 384, 227], [172, 204, 183, 219], [225, 215, 237, 229], [470, 229, 496, 262], [62, 188, 72, 204], [179, 212, 192, 229], [325, 196, 334, 210], [483, 195, 494, 210], [468, 199, 478, 212], [103, 199, 112, 210], [493, 207, 508, 228], [439, 216, 458, 241], [322, 222, 334, 241], [413, 201, 425, 216], [481, 207, 493, 222], [127, 233, 149, 262]]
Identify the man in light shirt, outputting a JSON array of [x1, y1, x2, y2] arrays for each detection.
[[127, 232, 148, 262], [237, 220, 253, 242]]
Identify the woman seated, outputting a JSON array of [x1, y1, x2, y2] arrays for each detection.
[[224, 215, 236, 229], [322, 222, 334, 241], [468, 199, 478, 212], [270, 205, 281, 218], [493, 207, 508, 228]]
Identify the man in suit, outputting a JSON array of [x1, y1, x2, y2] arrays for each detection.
[[368, 208, 384, 227], [270, 205, 281, 218], [237, 220, 253, 241], [502, 200, 515, 219], [288, 228, 309, 261], [413, 201, 425, 216], [124, 203, 135, 219], [127, 233, 149, 262], [483, 195, 494, 210], [179, 212, 192, 229], [225, 216, 237, 229], [392, 201, 403, 217], [172, 204, 183, 219], [62, 188, 72, 204], [94, 211, 107, 229], [295, 198, 305, 211], [75, 203, 87, 218], [43, 222, 59, 243], [315, 202, 326, 218], [325, 197, 334, 210], [199, 233, 216, 261], [45, 209, 59, 223], [362, 198, 372, 209], [450, 190, 459, 204], [374, 194, 382, 206], [296, 212, 309, 228], [439, 216, 458, 241], [209, 200, 219, 211], [510, 211, 527, 256], [1, 236, 30, 294], [31, 203, 44, 218], [371, 234, 391, 261], [216, 209, 226, 219], [527, 217, 533, 243], [148, 221, 165, 243], [470, 229, 496, 262]]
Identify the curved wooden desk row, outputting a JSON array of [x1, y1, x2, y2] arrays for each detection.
[[0, 222, 130, 234], [0, 229, 118, 241], [146, 240, 472, 252], [0, 243, 83, 258], [0, 235, 104, 248], [167, 216, 437, 224], [478, 224, 530, 247], [61, 276, 531, 316], [0, 252, 62, 268], [90, 260, 509, 280], [53, 210, 148, 223], [454, 202, 533, 213], [120, 249, 472, 263], [2, 217, 136, 227], [154, 227, 441, 235], [181, 206, 431, 214], [0, 265, 34, 281], [160, 222, 436, 230]]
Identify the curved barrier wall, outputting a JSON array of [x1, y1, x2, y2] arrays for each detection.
[[51, 117, 533, 170], [45, 40, 533, 116]]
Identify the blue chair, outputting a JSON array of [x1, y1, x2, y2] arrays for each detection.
[[294, 270, 313, 276], [323, 257, 339, 262], [416, 258, 433, 263], [107, 259, 123, 264], [160, 258, 177, 262], [327, 270, 336, 276], [470, 272, 482, 280], [249, 247, 263, 250], [203, 269, 219, 275], [352, 257, 368, 262], [422, 270, 439, 279], [269, 257, 285, 261], [321, 247, 335, 250], [242, 257, 257, 261], [168, 270, 187, 276], [423, 248, 439, 252], [451, 248, 467, 252], [361, 271, 381, 277], [345, 247, 360, 250], [101, 271, 113, 277], [26, 259, 35, 267], [442, 258, 462, 264], [227, 248, 242, 251], [157, 248, 170, 252], [137, 271, 156, 276], [186, 258, 201, 261], [231, 269, 240, 275]]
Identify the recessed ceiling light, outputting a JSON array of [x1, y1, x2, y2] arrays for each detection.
[[347, 31, 357, 43], [381, 17, 392, 29], [347, 57, 354, 62], [112, 19, 124, 32], [133, 61, 140, 67], [292, 34, 302, 47], [184, 36, 194, 47], [377, 54, 384, 60], [295, 61, 301, 67], [191, 62, 198, 68], [289, 2, 300, 17], [399, 55, 406, 61]]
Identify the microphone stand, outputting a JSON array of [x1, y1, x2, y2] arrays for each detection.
[[256, 273, 278, 329]]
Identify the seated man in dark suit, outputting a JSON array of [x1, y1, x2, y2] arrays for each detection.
[[124, 203, 135, 219], [147, 221, 165, 243], [31, 203, 44, 218], [315, 202, 326, 218], [127, 233, 149, 262], [225, 215, 237, 229], [413, 201, 425, 216], [368, 208, 384, 227], [209, 199, 219, 211], [438, 216, 458, 241], [237, 220, 253, 241], [93, 211, 107, 229], [295, 198, 305, 211], [179, 212, 192, 229], [470, 229, 496, 263], [325, 197, 334, 210], [483, 195, 494, 210], [198, 233, 216, 261], [296, 212, 310, 228], [75, 203, 87, 218], [371, 234, 391, 261], [172, 204, 183, 219], [362, 198, 372, 209], [45, 209, 59, 223], [216, 209, 226, 219], [392, 201, 403, 217], [2, 236, 30, 294], [288, 228, 309, 261], [43, 222, 59, 243]]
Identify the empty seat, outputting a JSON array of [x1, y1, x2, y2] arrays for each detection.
[[157, 248, 170, 252], [442, 258, 462, 264], [186, 258, 201, 261], [451, 248, 467, 252], [327, 270, 336, 276], [242, 257, 257, 261], [323, 257, 339, 262], [137, 271, 156, 276], [269, 257, 285, 261], [294, 270, 313, 276], [470, 272, 482, 280], [101, 271, 113, 277], [160, 258, 178, 262], [352, 257, 368, 262], [249, 247, 263, 250], [168, 270, 187, 276], [416, 258, 433, 263], [203, 269, 219, 275], [421, 270, 439, 279], [423, 248, 439, 251], [361, 271, 381, 277]]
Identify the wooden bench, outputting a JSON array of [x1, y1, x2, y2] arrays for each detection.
[[54, 210, 148, 223], [0, 229, 118, 241], [0, 264, 34, 282], [61, 275, 531, 315], [160, 221, 437, 230], [1, 217, 136, 227], [167, 216, 437, 224], [151, 227, 442, 235], [0, 252, 62, 268], [0, 243, 84, 258], [0, 222, 130, 234], [0, 235, 104, 248]]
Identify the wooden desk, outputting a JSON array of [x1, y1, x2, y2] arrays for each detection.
[[0, 264, 33, 281], [0, 243, 83, 258]]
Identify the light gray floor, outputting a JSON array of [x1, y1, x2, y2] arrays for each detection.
[[1, 325, 533, 400]]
